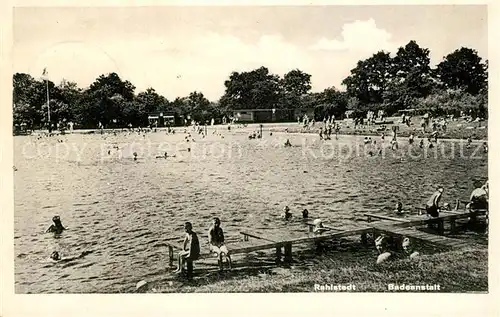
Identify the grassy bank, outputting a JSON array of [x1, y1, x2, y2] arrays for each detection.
[[145, 243, 487, 293], [270, 116, 488, 141]]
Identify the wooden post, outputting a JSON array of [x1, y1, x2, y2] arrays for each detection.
[[168, 245, 174, 267], [437, 220, 444, 235], [367, 216, 372, 223], [243, 233, 249, 241], [284, 243, 293, 263], [275, 246, 282, 263], [186, 260, 193, 279], [450, 219, 456, 234], [308, 224, 313, 233]]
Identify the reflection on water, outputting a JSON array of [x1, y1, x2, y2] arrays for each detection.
[[14, 128, 487, 293]]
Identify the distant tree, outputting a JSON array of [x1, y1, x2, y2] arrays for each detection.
[[221, 67, 282, 110], [135, 88, 169, 126], [82, 72, 136, 126], [436, 47, 488, 95], [342, 51, 392, 104], [280, 69, 312, 109], [186, 91, 211, 123]]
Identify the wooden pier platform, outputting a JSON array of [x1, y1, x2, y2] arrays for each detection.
[[370, 223, 469, 250]]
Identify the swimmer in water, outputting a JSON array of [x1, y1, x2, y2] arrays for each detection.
[[156, 152, 168, 159], [133, 152, 138, 161], [50, 250, 92, 263], [46, 216, 66, 234], [394, 202, 404, 214], [284, 206, 292, 220]]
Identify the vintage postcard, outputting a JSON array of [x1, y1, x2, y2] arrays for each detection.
[[1, 1, 498, 316]]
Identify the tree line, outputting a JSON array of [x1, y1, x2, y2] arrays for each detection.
[[13, 40, 488, 130]]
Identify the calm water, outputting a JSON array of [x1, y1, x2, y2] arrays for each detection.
[[14, 126, 488, 293]]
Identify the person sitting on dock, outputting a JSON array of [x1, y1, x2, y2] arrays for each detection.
[[208, 217, 232, 271], [174, 222, 200, 275], [46, 216, 66, 234], [425, 187, 444, 218], [284, 206, 292, 220], [312, 219, 328, 234]]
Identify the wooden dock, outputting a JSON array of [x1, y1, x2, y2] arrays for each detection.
[[166, 208, 486, 277], [370, 223, 469, 250]]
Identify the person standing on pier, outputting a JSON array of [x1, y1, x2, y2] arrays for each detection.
[[425, 187, 444, 218], [208, 217, 232, 271]]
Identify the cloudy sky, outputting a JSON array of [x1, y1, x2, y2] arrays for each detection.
[[13, 6, 487, 101]]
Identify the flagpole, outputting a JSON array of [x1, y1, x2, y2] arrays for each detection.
[[45, 75, 51, 132]]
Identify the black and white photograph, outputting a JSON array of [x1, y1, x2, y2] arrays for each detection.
[[6, 3, 491, 298]]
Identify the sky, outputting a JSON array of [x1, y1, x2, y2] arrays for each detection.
[[13, 5, 488, 101]]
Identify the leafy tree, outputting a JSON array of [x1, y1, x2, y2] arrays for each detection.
[[280, 69, 312, 109], [436, 47, 487, 95], [221, 66, 282, 110], [342, 51, 392, 104]]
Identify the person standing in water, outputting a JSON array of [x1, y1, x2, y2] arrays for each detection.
[[46, 216, 66, 234], [283, 206, 292, 220]]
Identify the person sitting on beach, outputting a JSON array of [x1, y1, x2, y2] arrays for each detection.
[[302, 209, 309, 219], [284, 139, 292, 147], [468, 180, 488, 210], [374, 234, 388, 254], [174, 222, 200, 274], [402, 237, 420, 259], [46, 216, 66, 234], [208, 217, 232, 271], [425, 187, 444, 218]]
